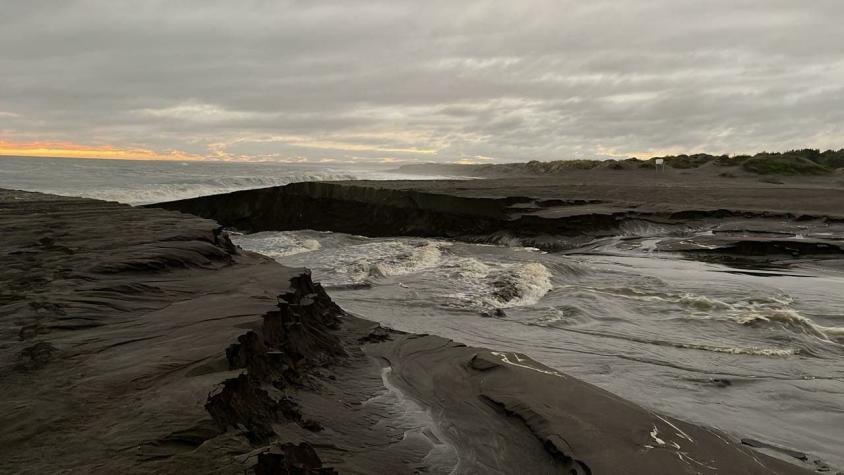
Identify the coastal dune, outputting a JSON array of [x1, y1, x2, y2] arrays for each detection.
[[0, 189, 816, 473]]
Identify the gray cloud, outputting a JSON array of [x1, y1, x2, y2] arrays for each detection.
[[1, 0, 842, 162]]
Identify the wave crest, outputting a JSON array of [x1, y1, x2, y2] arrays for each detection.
[[88, 172, 359, 205], [489, 263, 553, 307], [372, 242, 443, 277], [232, 232, 321, 258]]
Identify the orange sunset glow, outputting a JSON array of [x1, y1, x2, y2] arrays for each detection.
[[0, 140, 204, 161]]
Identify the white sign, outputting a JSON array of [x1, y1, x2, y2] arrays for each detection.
[[655, 159, 664, 165]]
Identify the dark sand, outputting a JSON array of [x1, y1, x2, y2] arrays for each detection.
[[156, 168, 844, 272], [354, 167, 844, 218], [0, 189, 819, 474]]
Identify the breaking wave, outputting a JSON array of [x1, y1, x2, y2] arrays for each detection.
[[672, 342, 799, 357], [736, 308, 844, 342], [297, 240, 447, 286], [444, 259, 554, 310], [236, 231, 554, 312], [235, 230, 841, 358], [371, 242, 443, 277], [86, 173, 358, 205], [489, 262, 554, 307], [577, 286, 843, 342], [233, 232, 322, 258]]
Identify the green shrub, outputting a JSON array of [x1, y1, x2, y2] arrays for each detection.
[[741, 155, 831, 175]]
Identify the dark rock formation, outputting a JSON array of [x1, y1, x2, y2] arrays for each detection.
[[225, 274, 345, 381], [205, 374, 285, 442], [206, 271, 347, 453], [254, 443, 337, 475], [357, 325, 395, 344]]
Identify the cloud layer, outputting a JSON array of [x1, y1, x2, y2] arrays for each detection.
[[1, 0, 843, 162]]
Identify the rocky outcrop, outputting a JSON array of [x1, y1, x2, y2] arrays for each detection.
[[206, 271, 346, 446], [254, 443, 337, 474]]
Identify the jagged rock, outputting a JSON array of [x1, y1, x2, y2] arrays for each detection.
[[222, 272, 348, 391], [276, 395, 302, 422], [491, 278, 520, 303], [358, 326, 393, 344], [480, 308, 508, 319], [254, 442, 337, 475], [205, 272, 348, 447], [226, 331, 266, 369], [205, 374, 292, 443], [300, 418, 323, 432], [212, 226, 239, 255], [225, 331, 288, 382]]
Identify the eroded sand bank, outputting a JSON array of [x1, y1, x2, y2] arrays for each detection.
[[0, 189, 817, 474]]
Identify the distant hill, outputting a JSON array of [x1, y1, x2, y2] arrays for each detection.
[[398, 149, 844, 177]]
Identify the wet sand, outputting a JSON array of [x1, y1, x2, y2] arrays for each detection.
[[0, 189, 821, 474]]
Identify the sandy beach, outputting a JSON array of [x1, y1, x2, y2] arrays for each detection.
[[1, 187, 831, 473]]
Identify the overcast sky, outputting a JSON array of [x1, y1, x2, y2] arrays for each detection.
[[1, 0, 843, 162]]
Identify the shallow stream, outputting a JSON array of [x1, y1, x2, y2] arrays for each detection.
[[235, 229, 844, 467]]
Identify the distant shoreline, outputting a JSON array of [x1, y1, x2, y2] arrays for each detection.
[[4, 148, 844, 174], [395, 148, 844, 178]]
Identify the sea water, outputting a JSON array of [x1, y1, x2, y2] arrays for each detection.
[[233, 229, 844, 467], [0, 155, 455, 205]]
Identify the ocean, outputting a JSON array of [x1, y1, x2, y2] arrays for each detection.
[[0, 155, 453, 205], [3, 155, 843, 467]]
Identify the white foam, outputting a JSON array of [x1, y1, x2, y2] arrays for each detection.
[[233, 232, 321, 258], [678, 294, 732, 311], [490, 351, 564, 377], [493, 262, 554, 308], [619, 220, 672, 237], [649, 425, 666, 446], [674, 342, 798, 357], [82, 173, 360, 205], [736, 307, 844, 342], [579, 285, 842, 342], [374, 242, 443, 276], [444, 260, 553, 309], [277, 239, 447, 286]]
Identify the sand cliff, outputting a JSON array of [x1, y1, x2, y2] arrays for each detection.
[[155, 178, 844, 268]]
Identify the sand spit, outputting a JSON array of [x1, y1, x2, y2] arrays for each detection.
[[0, 189, 816, 474]]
